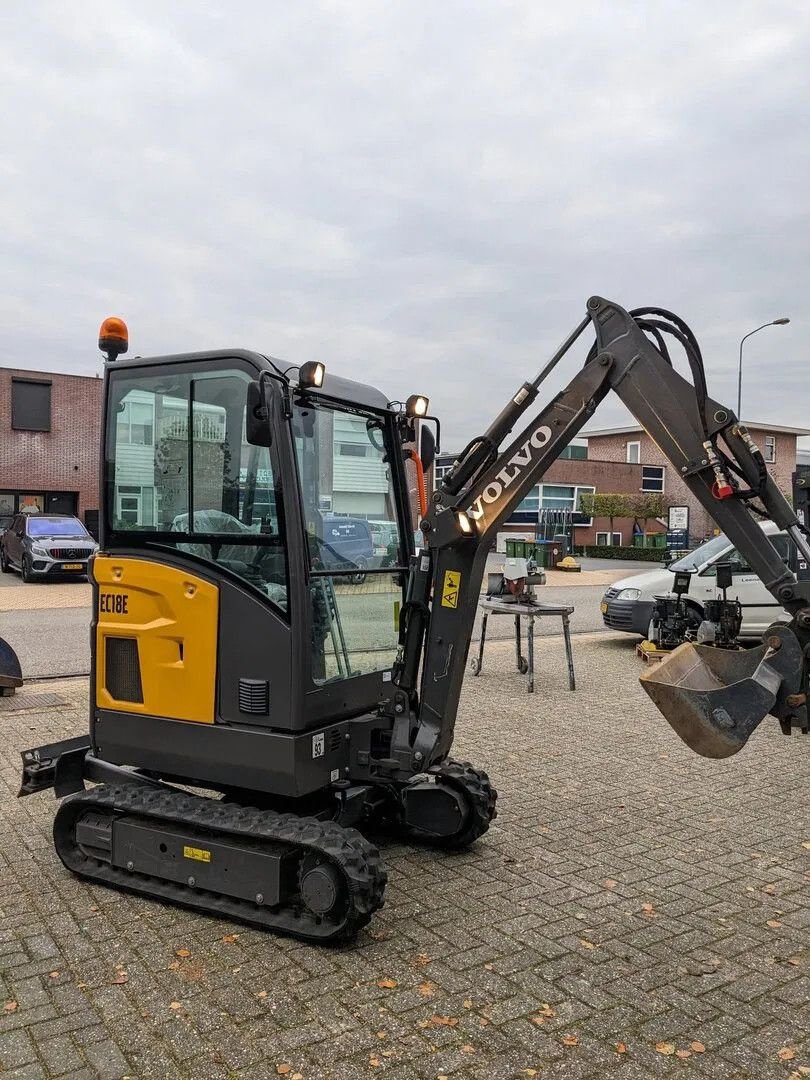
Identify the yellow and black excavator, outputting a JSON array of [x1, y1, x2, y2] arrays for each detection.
[[18, 298, 810, 941]]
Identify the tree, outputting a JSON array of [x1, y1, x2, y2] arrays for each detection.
[[577, 492, 636, 544], [631, 493, 668, 533]]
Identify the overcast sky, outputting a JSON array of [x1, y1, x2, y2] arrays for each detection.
[[1, 1, 808, 447]]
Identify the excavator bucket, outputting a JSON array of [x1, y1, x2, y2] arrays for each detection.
[[640, 633, 801, 759], [0, 636, 23, 695]]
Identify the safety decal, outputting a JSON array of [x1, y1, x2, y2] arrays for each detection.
[[441, 569, 461, 609], [183, 845, 211, 863]]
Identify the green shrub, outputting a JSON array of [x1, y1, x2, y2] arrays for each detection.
[[576, 544, 665, 562]]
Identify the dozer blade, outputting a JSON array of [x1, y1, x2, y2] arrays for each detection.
[[0, 636, 23, 692], [640, 631, 803, 759]]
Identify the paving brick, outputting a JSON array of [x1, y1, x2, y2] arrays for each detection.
[[1, 635, 808, 1078]]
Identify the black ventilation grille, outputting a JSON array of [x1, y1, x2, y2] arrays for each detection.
[[105, 637, 143, 703], [238, 679, 270, 715], [329, 729, 342, 753]]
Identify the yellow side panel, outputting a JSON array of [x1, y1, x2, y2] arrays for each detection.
[[94, 555, 218, 723]]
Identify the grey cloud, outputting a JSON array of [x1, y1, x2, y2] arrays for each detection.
[[0, 0, 807, 448]]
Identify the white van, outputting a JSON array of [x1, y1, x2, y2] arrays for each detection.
[[600, 522, 797, 640]]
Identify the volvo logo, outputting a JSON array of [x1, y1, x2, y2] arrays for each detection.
[[466, 424, 552, 521]]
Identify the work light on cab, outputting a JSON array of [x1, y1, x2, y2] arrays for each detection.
[[98, 317, 128, 361], [298, 360, 325, 388], [406, 394, 429, 418]]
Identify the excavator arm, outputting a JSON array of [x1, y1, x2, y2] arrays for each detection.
[[394, 296, 810, 765]]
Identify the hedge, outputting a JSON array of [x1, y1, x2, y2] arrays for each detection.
[[576, 544, 665, 562]]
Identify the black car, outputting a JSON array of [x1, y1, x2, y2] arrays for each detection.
[[0, 514, 98, 582]]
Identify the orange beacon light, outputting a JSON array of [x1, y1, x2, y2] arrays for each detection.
[[98, 317, 129, 361]]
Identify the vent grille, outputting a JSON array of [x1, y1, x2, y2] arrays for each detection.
[[238, 679, 270, 715], [329, 729, 342, 753], [105, 637, 143, 703]]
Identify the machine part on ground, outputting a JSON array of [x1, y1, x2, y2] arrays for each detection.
[[0, 637, 23, 696], [18, 297, 810, 941], [649, 594, 696, 651], [556, 556, 581, 573]]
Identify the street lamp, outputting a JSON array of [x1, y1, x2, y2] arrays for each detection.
[[737, 317, 790, 418]]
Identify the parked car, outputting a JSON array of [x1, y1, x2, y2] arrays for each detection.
[[368, 519, 400, 567], [317, 515, 374, 583], [0, 514, 98, 582], [600, 521, 793, 640]]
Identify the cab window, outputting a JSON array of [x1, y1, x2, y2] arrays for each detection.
[[106, 367, 288, 611]]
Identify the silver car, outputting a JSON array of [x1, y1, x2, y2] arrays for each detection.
[[0, 514, 98, 582]]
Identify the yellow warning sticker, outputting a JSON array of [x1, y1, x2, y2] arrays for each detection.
[[441, 570, 461, 608], [183, 845, 211, 863]]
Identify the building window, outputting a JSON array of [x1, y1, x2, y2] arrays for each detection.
[[12, 379, 51, 432], [557, 444, 587, 460], [434, 462, 454, 488], [596, 531, 622, 546], [513, 484, 596, 524], [116, 399, 154, 445], [764, 435, 776, 463], [641, 465, 665, 492], [626, 440, 640, 464]]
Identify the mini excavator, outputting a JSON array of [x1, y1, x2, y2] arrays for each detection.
[[19, 298, 810, 941]]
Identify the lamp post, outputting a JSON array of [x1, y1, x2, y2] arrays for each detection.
[[737, 318, 790, 418]]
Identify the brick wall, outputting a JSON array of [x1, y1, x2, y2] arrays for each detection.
[[587, 428, 797, 541], [0, 367, 103, 517]]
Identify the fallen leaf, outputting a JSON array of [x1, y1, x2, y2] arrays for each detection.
[[413, 953, 431, 967], [429, 1015, 459, 1027], [368, 1055, 382, 1067], [418, 981, 436, 997], [786, 957, 801, 966], [111, 972, 128, 985], [479, 1016, 489, 1027], [763, 884, 776, 895], [604, 879, 618, 889], [375, 1031, 386, 1039], [168, 961, 180, 971], [778, 1048, 797, 1062], [89, 905, 99, 912], [523, 1071, 538, 1078], [767, 919, 783, 928], [463, 999, 474, 1009], [381, 1050, 395, 1058], [257, 990, 268, 1000], [48, 971, 60, 979], [579, 939, 597, 949], [689, 1041, 706, 1053], [3, 1001, 18, 1013], [561, 1033, 579, 1047], [461, 1044, 475, 1053], [615, 1042, 627, 1053], [484, 963, 494, 970], [169, 1001, 183, 1011], [175, 948, 191, 958], [641, 903, 657, 917], [676, 1049, 691, 1059], [801, 841, 810, 850], [276, 1067, 291, 1077], [292, 1074, 303, 1080], [655, 1042, 676, 1055], [221, 933, 240, 944], [376, 978, 398, 989]]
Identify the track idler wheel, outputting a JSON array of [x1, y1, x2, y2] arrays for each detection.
[[401, 758, 497, 850]]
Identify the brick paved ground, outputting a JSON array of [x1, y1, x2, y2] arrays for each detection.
[[0, 636, 807, 1079]]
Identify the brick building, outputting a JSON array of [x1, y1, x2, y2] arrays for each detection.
[[0, 367, 103, 526], [585, 421, 810, 543]]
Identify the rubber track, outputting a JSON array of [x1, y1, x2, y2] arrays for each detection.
[[53, 784, 386, 943], [408, 758, 498, 850]]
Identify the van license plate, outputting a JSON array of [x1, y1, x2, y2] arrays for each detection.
[[600, 601, 608, 614], [62, 563, 83, 571]]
